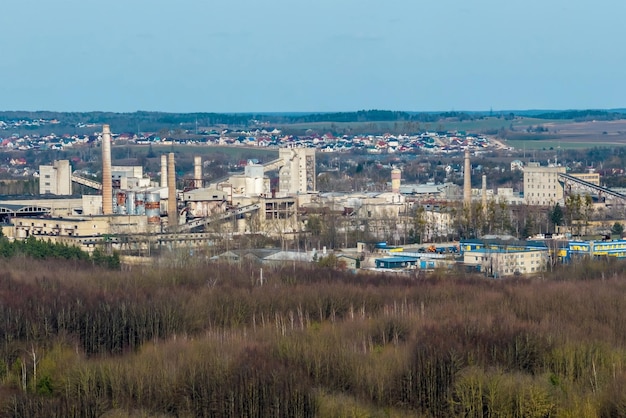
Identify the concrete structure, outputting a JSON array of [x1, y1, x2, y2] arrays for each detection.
[[278, 148, 316, 194], [39, 160, 72, 195], [523, 162, 566, 206], [183, 188, 228, 219], [391, 168, 401, 194], [400, 183, 461, 201], [82, 195, 103, 215], [111, 165, 150, 189], [167, 153, 177, 228], [481, 174, 487, 214], [422, 210, 455, 241], [570, 172, 600, 186], [160, 155, 167, 188], [244, 164, 266, 196], [13, 214, 153, 252], [0, 197, 84, 218], [463, 149, 471, 206], [194, 156, 202, 189], [463, 247, 548, 276], [101, 125, 113, 214]]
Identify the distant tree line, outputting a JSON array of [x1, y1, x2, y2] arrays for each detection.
[[2, 109, 626, 137], [534, 109, 626, 121]]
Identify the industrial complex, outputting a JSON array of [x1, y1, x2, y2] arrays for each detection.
[[2, 124, 626, 276]]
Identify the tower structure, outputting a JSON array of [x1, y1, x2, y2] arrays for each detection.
[[160, 154, 168, 188], [463, 149, 471, 206], [194, 156, 202, 189], [482, 174, 487, 215], [278, 148, 316, 194], [391, 168, 401, 194], [523, 162, 566, 206], [101, 125, 113, 215], [167, 153, 177, 228], [39, 160, 72, 195]]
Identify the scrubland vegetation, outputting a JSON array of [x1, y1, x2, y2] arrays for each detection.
[[1, 252, 626, 417]]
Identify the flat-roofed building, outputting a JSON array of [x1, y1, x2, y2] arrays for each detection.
[[570, 172, 600, 186], [523, 163, 566, 206], [39, 160, 72, 195], [463, 247, 548, 276]]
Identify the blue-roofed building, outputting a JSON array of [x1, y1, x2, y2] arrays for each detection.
[[569, 239, 626, 259], [460, 238, 548, 255], [375, 256, 419, 269]]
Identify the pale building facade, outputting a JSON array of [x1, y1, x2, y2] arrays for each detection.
[[570, 172, 600, 186], [464, 248, 548, 276], [523, 163, 566, 206], [278, 148, 316, 194], [39, 160, 72, 195]]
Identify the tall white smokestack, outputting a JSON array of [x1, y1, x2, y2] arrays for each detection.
[[463, 149, 471, 207], [391, 167, 401, 194], [167, 153, 177, 228], [482, 174, 487, 215], [194, 155, 202, 189], [160, 154, 167, 188], [101, 125, 113, 215]]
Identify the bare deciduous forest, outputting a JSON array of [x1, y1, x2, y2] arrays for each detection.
[[1, 254, 626, 417]]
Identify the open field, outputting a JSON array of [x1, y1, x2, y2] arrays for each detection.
[[505, 138, 626, 150], [503, 119, 626, 150], [278, 117, 559, 134]]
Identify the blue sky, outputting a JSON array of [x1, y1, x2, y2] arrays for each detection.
[[1, 0, 624, 113]]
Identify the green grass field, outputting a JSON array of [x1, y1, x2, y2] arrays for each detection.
[[505, 139, 598, 150], [505, 136, 626, 150]]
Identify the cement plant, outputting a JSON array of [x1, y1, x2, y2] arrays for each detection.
[[2, 121, 626, 278]]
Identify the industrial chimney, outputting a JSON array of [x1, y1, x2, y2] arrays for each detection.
[[167, 153, 177, 228], [463, 149, 471, 206], [194, 155, 202, 189], [482, 174, 487, 215], [160, 154, 167, 188], [391, 167, 401, 194], [101, 125, 113, 215]]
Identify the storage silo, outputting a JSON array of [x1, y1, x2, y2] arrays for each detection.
[[135, 192, 146, 215], [126, 191, 136, 215], [145, 192, 161, 225], [115, 191, 127, 214]]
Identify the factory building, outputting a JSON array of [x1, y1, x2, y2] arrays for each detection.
[[463, 247, 548, 277], [523, 162, 566, 206], [12, 126, 359, 252], [39, 160, 72, 195], [278, 148, 316, 194]]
